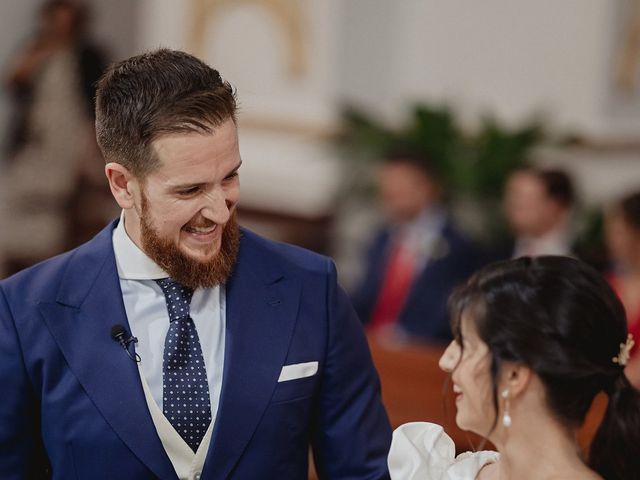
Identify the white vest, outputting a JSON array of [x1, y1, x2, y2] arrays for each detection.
[[139, 366, 213, 480]]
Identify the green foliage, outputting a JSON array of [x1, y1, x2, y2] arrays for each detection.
[[471, 118, 543, 195], [337, 103, 545, 242], [339, 103, 543, 197]]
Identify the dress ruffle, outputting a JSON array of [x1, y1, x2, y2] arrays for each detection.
[[388, 422, 499, 480]]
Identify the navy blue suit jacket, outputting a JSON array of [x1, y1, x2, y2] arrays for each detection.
[[0, 221, 391, 479], [351, 221, 481, 343]]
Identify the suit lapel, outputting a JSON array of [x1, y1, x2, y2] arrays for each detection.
[[202, 232, 301, 479], [38, 223, 177, 480]]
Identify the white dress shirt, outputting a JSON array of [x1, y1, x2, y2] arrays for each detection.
[[512, 226, 572, 258], [112, 214, 226, 479], [392, 207, 448, 273]]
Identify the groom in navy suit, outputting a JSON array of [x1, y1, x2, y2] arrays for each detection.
[[0, 49, 391, 479]]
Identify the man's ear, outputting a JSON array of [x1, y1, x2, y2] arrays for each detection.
[[105, 162, 137, 209], [502, 362, 532, 398]]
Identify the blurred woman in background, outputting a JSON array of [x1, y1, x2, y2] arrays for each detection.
[[604, 191, 640, 388], [388, 256, 640, 479], [1, 0, 106, 274]]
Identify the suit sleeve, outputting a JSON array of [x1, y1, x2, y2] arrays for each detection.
[[0, 285, 48, 479], [311, 260, 392, 480]]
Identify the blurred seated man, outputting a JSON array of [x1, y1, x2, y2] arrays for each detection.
[[503, 167, 575, 258], [350, 150, 481, 344]]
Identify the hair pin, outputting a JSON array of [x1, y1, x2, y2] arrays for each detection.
[[612, 334, 635, 366]]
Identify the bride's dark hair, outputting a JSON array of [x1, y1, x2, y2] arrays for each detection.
[[448, 256, 640, 480]]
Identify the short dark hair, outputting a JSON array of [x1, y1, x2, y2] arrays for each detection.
[[509, 167, 575, 208], [537, 168, 575, 207], [95, 48, 237, 177], [448, 256, 640, 480], [382, 146, 441, 182]]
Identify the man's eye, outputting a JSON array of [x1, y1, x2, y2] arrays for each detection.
[[178, 187, 199, 195], [224, 172, 239, 181]]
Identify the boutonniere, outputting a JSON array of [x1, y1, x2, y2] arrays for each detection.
[[430, 236, 450, 261]]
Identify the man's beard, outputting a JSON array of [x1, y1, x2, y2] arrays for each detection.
[[139, 193, 240, 289]]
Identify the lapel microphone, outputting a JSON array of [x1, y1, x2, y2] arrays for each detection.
[[110, 325, 141, 363]]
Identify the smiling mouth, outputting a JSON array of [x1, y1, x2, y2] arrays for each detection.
[[184, 225, 216, 235], [182, 223, 221, 245]]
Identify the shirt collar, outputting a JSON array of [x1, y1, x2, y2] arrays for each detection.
[[112, 211, 169, 280], [413, 207, 446, 232], [392, 206, 446, 237], [515, 226, 571, 257]]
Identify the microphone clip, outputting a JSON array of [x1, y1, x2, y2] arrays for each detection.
[[110, 325, 141, 363]]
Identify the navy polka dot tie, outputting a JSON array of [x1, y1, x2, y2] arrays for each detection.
[[156, 278, 212, 452]]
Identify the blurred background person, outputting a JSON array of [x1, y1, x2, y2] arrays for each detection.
[[604, 191, 640, 388], [350, 149, 481, 344], [1, 0, 106, 275], [503, 167, 575, 258]]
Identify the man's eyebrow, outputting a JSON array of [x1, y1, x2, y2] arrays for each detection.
[[225, 160, 243, 177], [168, 160, 243, 190]]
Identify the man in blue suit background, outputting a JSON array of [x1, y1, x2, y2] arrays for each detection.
[[351, 150, 481, 344], [0, 49, 391, 479]]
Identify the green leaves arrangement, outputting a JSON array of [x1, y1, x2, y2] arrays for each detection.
[[337, 104, 544, 242], [338, 103, 543, 197]]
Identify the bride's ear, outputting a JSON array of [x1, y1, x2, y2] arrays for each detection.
[[502, 362, 532, 398]]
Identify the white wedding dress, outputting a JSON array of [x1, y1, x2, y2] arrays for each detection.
[[388, 422, 499, 480]]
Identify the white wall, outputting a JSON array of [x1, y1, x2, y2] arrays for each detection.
[[136, 0, 190, 52], [338, 1, 629, 138], [137, 0, 340, 127]]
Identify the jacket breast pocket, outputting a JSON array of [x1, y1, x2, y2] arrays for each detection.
[[270, 375, 318, 404]]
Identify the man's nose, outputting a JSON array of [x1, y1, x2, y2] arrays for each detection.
[[200, 187, 232, 224]]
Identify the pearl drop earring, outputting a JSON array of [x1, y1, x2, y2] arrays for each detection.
[[501, 388, 512, 428]]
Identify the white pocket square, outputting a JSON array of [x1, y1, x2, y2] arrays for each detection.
[[278, 361, 319, 382]]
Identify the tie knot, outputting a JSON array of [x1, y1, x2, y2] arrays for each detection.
[[155, 278, 194, 322]]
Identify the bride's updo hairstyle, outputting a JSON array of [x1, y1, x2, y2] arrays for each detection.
[[448, 256, 640, 480]]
